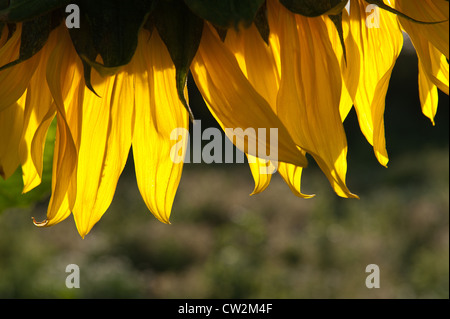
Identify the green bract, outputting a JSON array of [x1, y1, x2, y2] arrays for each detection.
[[153, 0, 203, 120], [0, 0, 71, 22], [69, 0, 154, 93], [0, 11, 57, 72], [183, 0, 265, 28], [279, 0, 348, 17]]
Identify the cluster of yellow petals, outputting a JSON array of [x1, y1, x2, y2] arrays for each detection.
[[0, 0, 448, 237]]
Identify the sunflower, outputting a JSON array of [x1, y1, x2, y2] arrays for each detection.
[[0, 0, 448, 238]]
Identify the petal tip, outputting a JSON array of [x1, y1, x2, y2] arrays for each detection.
[[31, 217, 48, 227]]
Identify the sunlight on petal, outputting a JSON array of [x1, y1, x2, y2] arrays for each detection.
[[132, 30, 189, 225]]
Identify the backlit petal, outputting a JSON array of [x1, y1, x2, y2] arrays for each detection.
[[394, 0, 449, 59], [70, 68, 133, 237], [278, 161, 315, 199], [247, 155, 273, 195], [225, 24, 280, 111], [41, 26, 80, 227], [0, 24, 40, 112], [323, 12, 354, 121], [419, 60, 439, 125], [131, 30, 189, 224], [412, 34, 449, 123], [0, 94, 25, 179], [226, 23, 313, 198], [191, 23, 308, 168], [19, 28, 58, 192], [392, 0, 449, 123], [344, 0, 403, 167], [272, 1, 357, 198]]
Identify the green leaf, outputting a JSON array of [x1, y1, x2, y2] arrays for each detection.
[[280, 0, 347, 17], [183, 0, 264, 29], [153, 0, 203, 120], [0, 0, 70, 22]]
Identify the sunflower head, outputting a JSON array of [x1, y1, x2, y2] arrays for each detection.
[[0, 0, 448, 237]]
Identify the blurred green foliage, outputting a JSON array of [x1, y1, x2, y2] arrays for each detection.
[[0, 47, 448, 299]]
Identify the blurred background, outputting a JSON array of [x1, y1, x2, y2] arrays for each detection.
[[0, 37, 448, 299]]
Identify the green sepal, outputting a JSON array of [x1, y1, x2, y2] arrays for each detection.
[[0, 0, 70, 22], [214, 26, 228, 42], [153, 0, 204, 121], [0, 12, 53, 71], [67, 14, 99, 95], [74, 0, 154, 73], [68, 0, 155, 93], [183, 0, 264, 29], [5, 23, 15, 40], [366, 0, 449, 24], [143, 15, 155, 35], [280, 0, 347, 17], [254, 1, 270, 44]]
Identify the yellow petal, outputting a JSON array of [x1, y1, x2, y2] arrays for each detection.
[[226, 24, 314, 198], [273, 1, 357, 198], [69, 67, 133, 237], [247, 155, 273, 195], [131, 30, 189, 224], [410, 30, 449, 95], [278, 161, 315, 199], [19, 28, 58, 192], [40, 26, 80, 227], [191, 23, 307, 168], [225, 24, 280, 111], [344, 0, 403, 167], [419, 61, 439, 125], [225, 25, 277, 195], [0, 93, 26, 179], [394, 0, 449, 59], [36, 117, 73, 228], [323, 12, 354, 122], [0, 24, 40, 112], [392, 0, 449, 124]]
